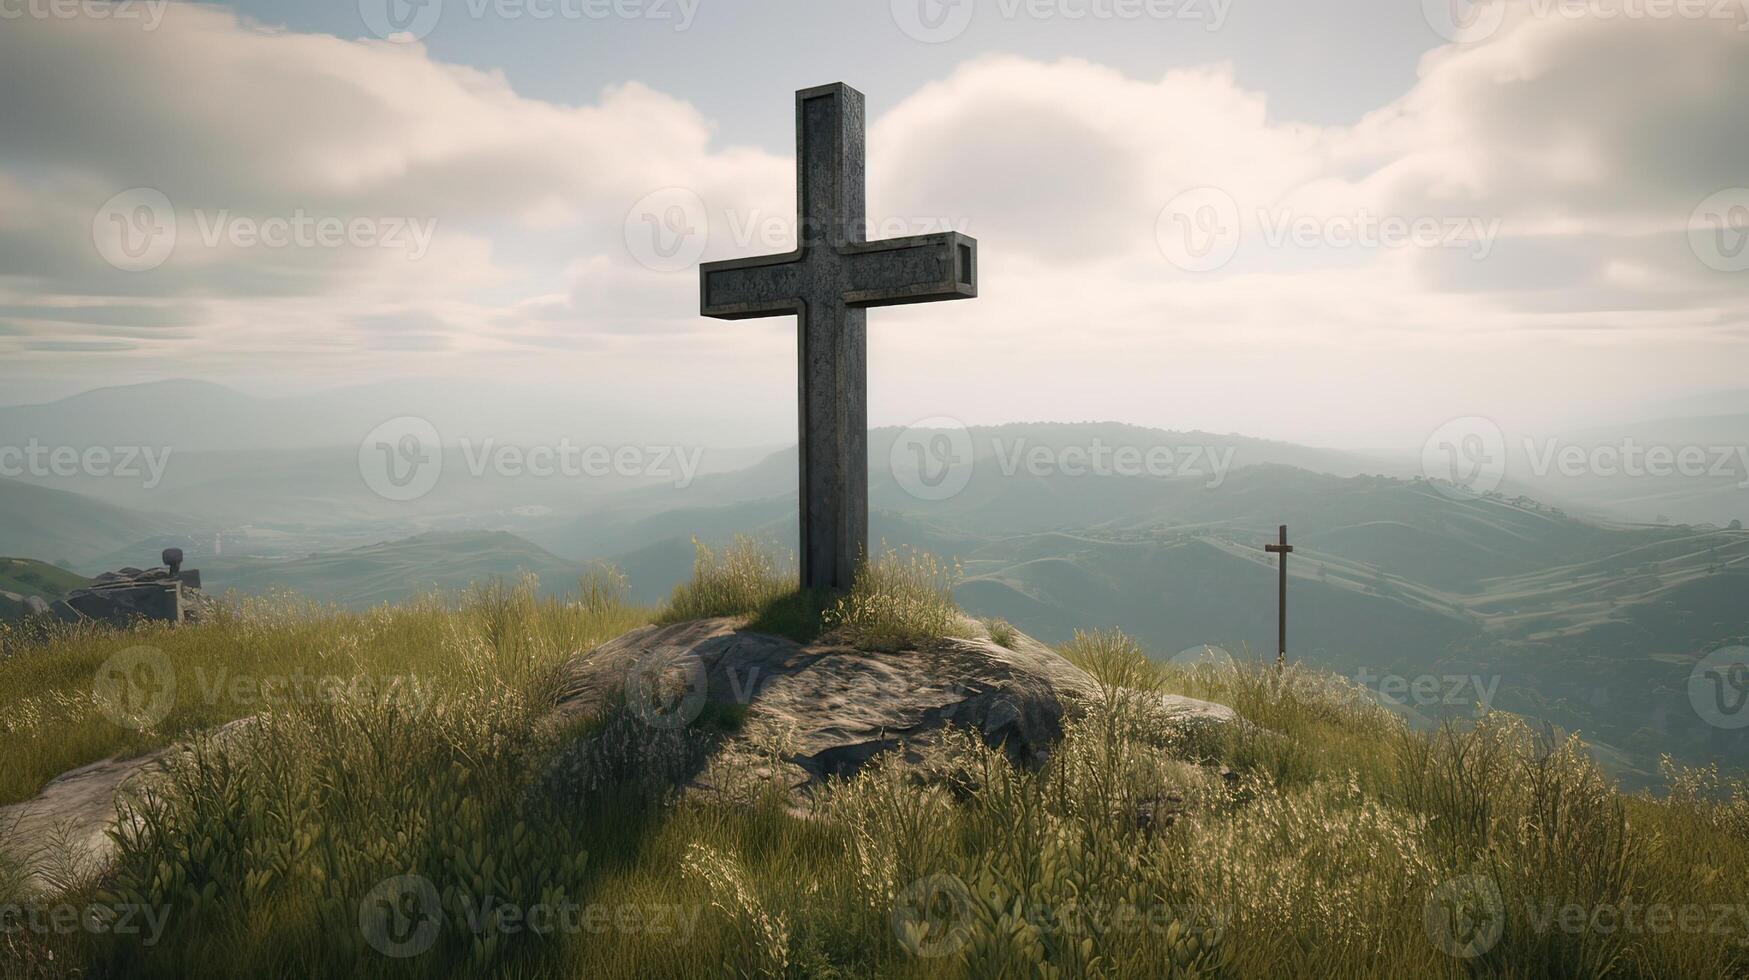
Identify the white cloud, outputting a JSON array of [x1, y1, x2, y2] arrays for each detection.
[[0, 4, 1744, 444]]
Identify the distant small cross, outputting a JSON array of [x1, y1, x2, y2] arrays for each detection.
[[699, 83, 979, 592], [1265, 525, 1293, 668]]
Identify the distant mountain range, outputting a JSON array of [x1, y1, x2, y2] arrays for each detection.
[[3, 383, 1746, 785]]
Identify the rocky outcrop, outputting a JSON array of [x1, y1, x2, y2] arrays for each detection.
[[0, 751, 171, 893], [46, 553, 212, 627], [0, 718, 255, 895], [552, 618, 1243, 796]]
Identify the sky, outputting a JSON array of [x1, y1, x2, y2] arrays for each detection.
[[0, 0, 1746, 448]]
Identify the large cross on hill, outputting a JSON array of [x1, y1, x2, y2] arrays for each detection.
[[700, 83, 980, 592]]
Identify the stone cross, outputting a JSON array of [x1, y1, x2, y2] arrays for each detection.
[[1265, 525, 1293, 667], [700, 83, 979, 591]]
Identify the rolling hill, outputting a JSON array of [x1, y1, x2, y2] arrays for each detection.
[[0, 479, 169, 571], [0, 557, 88, 620]]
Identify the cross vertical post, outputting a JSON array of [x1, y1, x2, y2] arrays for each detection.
[[1264, 525, 1293, 668], [699, 84, 979, 592]]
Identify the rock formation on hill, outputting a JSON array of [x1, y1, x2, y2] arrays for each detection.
[[551, 617, 1242, 797], [47, 549, 213, 626]]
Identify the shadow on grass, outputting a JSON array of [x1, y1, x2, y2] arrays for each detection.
[[740, 588, 834, 644]]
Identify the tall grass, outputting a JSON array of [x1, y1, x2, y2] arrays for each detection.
[[660, 537, 797, 625], [823, 547, 971, 651], [3, 577, 1747, 979], [0, 576, 649, 807]]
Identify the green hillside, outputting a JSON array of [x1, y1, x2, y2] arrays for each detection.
[[0, 557, 88, 619], [0, 479, 168, 571]]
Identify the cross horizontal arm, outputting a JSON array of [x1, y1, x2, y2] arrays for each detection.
[[1266, 544, 1294, 554], [841, 232, 977, 308], [699, 253, 804, 320]]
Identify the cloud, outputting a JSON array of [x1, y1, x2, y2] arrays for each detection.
[[0, 4, 1744, 443]]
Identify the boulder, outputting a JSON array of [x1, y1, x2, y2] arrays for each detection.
[[0, 751, 171, 893], [0, 718, 255, 895], [551, 618, 1242, 796], [50, 560, 212, 627]]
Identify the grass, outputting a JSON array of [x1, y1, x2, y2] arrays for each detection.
[[659, 538, 973, 649], [0, 572, 650, 808], [1, 551, 1747, 978], [823, 547, 973, 652]]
